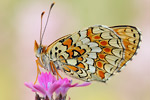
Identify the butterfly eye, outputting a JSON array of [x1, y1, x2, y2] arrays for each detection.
[[38, 47, 43, 54]]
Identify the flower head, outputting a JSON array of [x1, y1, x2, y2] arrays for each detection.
[[25, 72, 91, 100]]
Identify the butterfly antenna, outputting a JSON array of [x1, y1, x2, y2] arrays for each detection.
[[40, 2, 55, 45], [40, 11, 45, 46]]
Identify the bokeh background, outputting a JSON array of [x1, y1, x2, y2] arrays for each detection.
[[0, 0, 150, 100]]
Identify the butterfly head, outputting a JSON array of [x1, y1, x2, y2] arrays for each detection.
[[34, 40, 47, 58]]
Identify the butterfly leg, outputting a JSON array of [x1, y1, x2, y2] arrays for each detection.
[[49, 61, 55, 75], [34, 58, 43, 84], [50, 61, 63, 79]]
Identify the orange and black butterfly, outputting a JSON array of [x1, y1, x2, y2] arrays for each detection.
[[34, 2, 141, 83]]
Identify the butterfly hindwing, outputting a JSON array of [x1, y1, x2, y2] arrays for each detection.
[[110, 25, 141, 71]]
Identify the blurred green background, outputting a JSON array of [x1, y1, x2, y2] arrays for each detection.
[[0, 0, 150, 100]]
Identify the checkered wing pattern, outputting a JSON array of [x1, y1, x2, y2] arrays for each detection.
[[48, 25, 140, 82]]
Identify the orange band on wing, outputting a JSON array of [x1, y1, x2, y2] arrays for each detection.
[[66, 65, 78, 72], [77, 63, 85, 68], [62, 38, 72, 48]]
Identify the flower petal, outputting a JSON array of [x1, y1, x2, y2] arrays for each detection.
[[24, 82, 37, 92], [75, 82, 91, 87], [33, 85, 46, 96], [70, 83, 78, 87], [46, 82, 62, 99], [48, 82, 62, 94], [38, 73, 46, 88]]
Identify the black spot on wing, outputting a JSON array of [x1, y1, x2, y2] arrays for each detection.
[[58, 50, 61, 53], [55, 52, 57, 57], [55, 47, 58, 50]]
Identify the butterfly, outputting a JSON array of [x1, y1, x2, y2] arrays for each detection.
[[34, 2, 141, 83]]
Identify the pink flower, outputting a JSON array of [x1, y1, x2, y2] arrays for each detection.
[[25, 72, 91, 100]]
